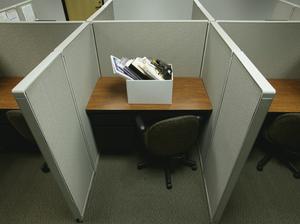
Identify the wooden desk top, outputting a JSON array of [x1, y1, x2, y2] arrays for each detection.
[[268, 79, 300, 113], [87, 77, 212, 111], [0, 77, 22, 110]]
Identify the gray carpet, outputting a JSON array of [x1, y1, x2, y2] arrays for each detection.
[[85, 153, 209, 224], [220, 147, 300, 224], [0, 148, 299, 224], [0, 151, 209, 224]]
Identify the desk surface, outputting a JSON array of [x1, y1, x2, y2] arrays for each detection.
[[0, 77, 22, 110], [87, 77, 212, 111], [268, 79, 300, 113]]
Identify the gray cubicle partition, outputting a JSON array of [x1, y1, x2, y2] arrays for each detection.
[[200, 22, 275, 223], [56, 23, 100, 169], [12, 23, 99, 221], [88, 0, 210, 21], [92, 21, 208, 76], [0, 22, 81, 77], [219, 21, 300, 79], [200, 23, 240, 161], [271, 0, 300, 20]]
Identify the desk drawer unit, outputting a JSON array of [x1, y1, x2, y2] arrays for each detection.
[[87, 111, 209, 153]]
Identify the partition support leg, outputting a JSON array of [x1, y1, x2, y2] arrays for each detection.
[[76, 218, 83, 223], [164, 167, 172, 190]]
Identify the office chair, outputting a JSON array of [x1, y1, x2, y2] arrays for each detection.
[[6, 110, 50, 173], [136, 115, 201, 189], [257, 113, 300, 178]]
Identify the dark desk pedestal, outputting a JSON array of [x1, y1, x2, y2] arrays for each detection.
[[87, 110, 210, 154], [0, 110, 37, 151]]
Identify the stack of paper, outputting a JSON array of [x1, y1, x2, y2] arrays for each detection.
[[111, 55, 172, 81]]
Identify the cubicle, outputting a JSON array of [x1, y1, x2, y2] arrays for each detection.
[[0, 0, 36, 22], [10, 15, 278, 223], [88, 0, 213, 21], [0, 21, 98, 222], [0, 22, 81, 151], [212, 20, 300, 222], [199, 22, 276, 223]]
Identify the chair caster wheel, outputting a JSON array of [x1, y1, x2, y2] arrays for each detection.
[[192, 165, 197, 171], [137, 165, 143, 170], [293, 172, 300, 179], [41, 163, 50, 173], [76, 218, 83, 223], [256, 165, 263, 171], [167, 184, 172, 190]]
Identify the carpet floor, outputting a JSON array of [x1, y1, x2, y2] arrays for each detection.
[[0, 147, 299, 224]]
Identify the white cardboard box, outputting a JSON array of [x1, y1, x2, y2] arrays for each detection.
[[126, 74, 173, 104]]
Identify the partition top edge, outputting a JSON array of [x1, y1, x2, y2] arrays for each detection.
[[210, 22, 241, 54], [0, 21, 85, 25], [53, 23, 90, 54], [217, 20, 300, 24], [233, 51, 276, 98], [91, 20, 209, 23], [12, 51, 61, 95], [193, 0, 215, 21], [211, 22, 275, 97]]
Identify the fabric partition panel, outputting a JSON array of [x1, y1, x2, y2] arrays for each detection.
[[111, 0, 194, 20], [0, 22, 81, 77], [203, 52, 275, 223], [93, 21, 208, 77], [12, 52, 95, 220], [270, 0, 295, 20], [271, 0, 300, 20], [58, 23, 100, 169], [200, 24, 233, 163], [219, 22, 300, 79]]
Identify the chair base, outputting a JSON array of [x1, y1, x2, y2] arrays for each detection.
[[138, 154, 197, 189], [257, 154, 300, 179]]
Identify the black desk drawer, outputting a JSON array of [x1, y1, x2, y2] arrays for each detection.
[[0, 110, 9, 124], [92, 126, 139, 153], [0, 124, 37, 151], [88, 113, 135, 126]]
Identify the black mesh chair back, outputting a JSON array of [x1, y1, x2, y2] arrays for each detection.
[[265, 113, 300, 155], [257, 113, 300, 178], [137, 115, 202, 189]]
